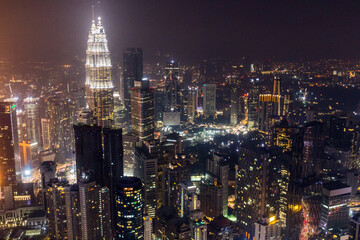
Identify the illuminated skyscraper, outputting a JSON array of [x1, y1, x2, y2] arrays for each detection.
[[48, 95, 76, 162], [320, 182, 351, 237], [85, 17, 114, 127], [116, 177, 144, 239], [41, 118, 51, 150], [187, 86, 198, 122], [258, 94, 281, 134], [165, 60, 180, 112], [23, 97, 41, 148], [247, 78, 260, 129], [135, 146, 157, 218], [131, 80, 155, 141], [0, 102, 19, 185]]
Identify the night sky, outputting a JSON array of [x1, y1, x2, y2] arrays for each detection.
[[1, 0, 360, 64]]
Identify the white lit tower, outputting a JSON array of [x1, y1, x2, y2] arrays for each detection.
[[85, 16, 114, 127]]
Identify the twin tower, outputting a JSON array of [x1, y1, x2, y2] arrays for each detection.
[[85, 17, 114, 127]]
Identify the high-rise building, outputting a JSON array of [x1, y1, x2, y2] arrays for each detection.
[[292, 121, 325, 179], [45, 179, 68, 240], [116, 177, 144, 240], [258, 94, 281, 133], [123, 48, 143, 123], [165, 60, 180, 112], [270, 119, 297, 152], [203, 83, 216, 117], [48, 95, 76, 162], [135, 146, 157, 217], [247, 78, 260, 129], [144, 215, 153, 240], [178, 181, 200, 217], [0, 102, 19, 185], [23, 97, 41, 148], [41, 118, 51, 150], [123, 133, 137, 176], [74, 124, 123, 233], [230, 87, 239, 125], [200, 176, 223, 219], [163, 159, 190, 208], [65, 184, 82, 240], [320, 181, 351, 237], [74, 124, 103, 184], [235, 141, 279, 238], [79, 180, 112, 240], [85, 17, 114, 127], [131, 80, 154, 141], [206, 153, 229, 216], [187, 86, 198, 122], [254, 216, 281, 240], [103, 127, 124, 230]]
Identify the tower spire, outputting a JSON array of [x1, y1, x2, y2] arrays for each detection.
[[92, 5, 95, 22]]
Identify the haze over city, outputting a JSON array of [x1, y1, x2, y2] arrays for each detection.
[[1, 1, 360, 240]]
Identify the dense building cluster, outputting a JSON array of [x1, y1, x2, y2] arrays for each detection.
[[1, 8, 360, 240]]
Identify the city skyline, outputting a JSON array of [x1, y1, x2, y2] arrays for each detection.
[[1, 1, 360, 239]]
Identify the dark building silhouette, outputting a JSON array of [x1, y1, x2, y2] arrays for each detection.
[[74, 124, 123, 233], [0, 102, 19, 186], [123, 48, 143, 124]]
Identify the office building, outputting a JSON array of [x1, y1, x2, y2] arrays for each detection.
[[163, 159, 190, 208], [131, 79, 154, 141], [123, 48, 143, 123], [187, 86, 198, 122], [230, 87, 239, 125], [165, 60, 180, 112], [41, 118, 51, 150], [200, 177, 223, 218], [85, 17, 114, 127], [178, 182, 200, 217], [203, 83, 216, 117], [135, 146, 157, 217], [74, 124, 103, 184], [74, 124, 123, 233], [292, 121, 325, 179], [205, 153, 229, 216], [23, 97, 41, 149], [320, 181, 351, 237], [254, 216, 281, 240], [116, 177, 144, 240], [0, 102, 19, 185], [123, 133, 137, 176], [258, 94, 281, 133], [247, 78, 260, 129], [48, 95, 76, 162]]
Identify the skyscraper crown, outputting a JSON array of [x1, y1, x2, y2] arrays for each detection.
[[85, 16, 112, 88]]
